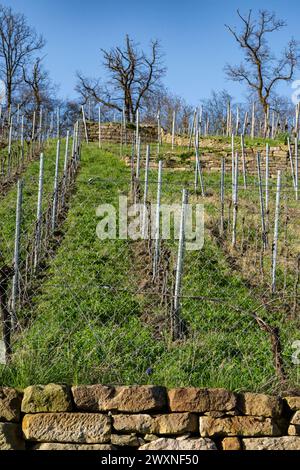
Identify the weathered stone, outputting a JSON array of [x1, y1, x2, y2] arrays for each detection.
[[237, 392, 282, 417], [204, 411, 225, 418], [200, 416, 281, 437], [154, 413, 198, 435], [222, 437, 241, 450], [113, 414, 154, 434], [144, 434, 159, 442], [22, 384, 72, 413], [291, 410, 300, 425], [111, 434, 140, 447], [168, 388, 236, 412], [0, 423, 25, 450], [243, 437, 300, 450], [0, 387, 22, 422], [284, 397, 300, 411], [33, 443, 115, 450], [72, 385, 166, 412], [288, 425, 300, 435], [139, 437, 217, 450], [22, 413, 111, 443]]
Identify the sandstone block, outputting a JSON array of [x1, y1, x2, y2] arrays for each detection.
[[237, 392, 282, 417], [288, 425, 300, 435], [291, 410, 300, 425], [200, 415, 280, 437], [168, 388, 236, 412], [22, 384, 72, 413], [243, 436, 300, 450], [154, 413, 198, 435], [111, 434, 140, 447], [0, 387, 22, 422], [112, 414, 153, 434], [222, 437, 241, 450], [72, 385, 166, 412], [284, 397, 300, 411], [33, 443, 115, 450], [22, 413, 111, 443], [139, 437, 217, 450], [0, 423, 25, 450]]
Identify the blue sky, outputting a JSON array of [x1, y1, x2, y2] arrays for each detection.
[[3, 0, 300, 105]]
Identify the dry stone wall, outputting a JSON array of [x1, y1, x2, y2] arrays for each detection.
[[86, 122, 158, 144], [1, 384, 300, 450]]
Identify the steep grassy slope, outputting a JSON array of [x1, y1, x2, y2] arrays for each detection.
[[1, 142, 297, 391]]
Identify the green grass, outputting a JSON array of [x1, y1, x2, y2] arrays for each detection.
[[1, 141, 298, 391], [0, 140, 65, 264]]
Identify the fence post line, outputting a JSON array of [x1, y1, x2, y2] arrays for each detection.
[[81, 106, 89, 144], [231, 133, 235, 201], [295, 136, 298, 201], [38, 106, 43, 151], [135, 108, 139, 154], [64, 131, 70, 176], [142, 144, 150, 238], [56, 107, 60, 139], [265, 143, 269, 213], [153, 160, 163, 280], [172, 188, 188, 340], [243, 111, 248, 135], [20, 115, 24, 167], [157, 109, 161, 152], [257, 152, 267, 249], [34, 153, 44, 271], [136, 136, 141, 180], [31, 111, 36, 141], [194, 139, 204, 196], [241, 133, 247, 189], [11, 179, 23, 329], [52, 140, 61, 232], [287, 136, 296, 190], [98, 105, 101, 148], [232, 151, 238, 247], [272, 170, 281, 293], [251, 102, 255, 138], [220, 157, 225, 236], [172, 110, 176, 149], [7, 118, 12, 177]]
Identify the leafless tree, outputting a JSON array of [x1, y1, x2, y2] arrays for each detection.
[[22, 57, 54, 111], [201, 90, 233, 135], [76, 35, 166, 122], [225, 9, 299, 134], [142, 86, 193, 132], [0, 5, 45, 110]]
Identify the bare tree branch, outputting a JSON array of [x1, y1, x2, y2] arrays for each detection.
[[76, 35, 166, 122], [225, 9, 299, 134], [0, 5, 45, 109]]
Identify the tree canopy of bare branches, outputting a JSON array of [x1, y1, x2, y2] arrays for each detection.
[[76, 35, 166, 122], [0, 4, 45, 110], [22, 57, 55, 112], [225, 9, 299, 131]]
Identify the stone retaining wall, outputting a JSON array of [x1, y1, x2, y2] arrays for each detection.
[[1, 384, 300, 450], [85, 122, 158, 143]]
